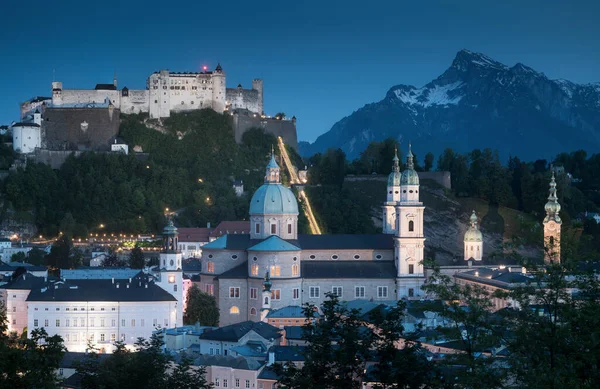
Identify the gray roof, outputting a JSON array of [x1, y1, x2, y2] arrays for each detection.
[[268, 345, 307, 362], [267, 305, 318, 319], [216, 263, 248, 279], [182, 259, 202, 272], [0, 273, 46, 290], [301, 260, 397, 279], [257, 366, 279, 380], [61, 268, 141, 280], [0, 261, 46, 272], [199, 321, 281, 342], [283, 326, 304, 340], [454, 268, 531, 288], [203, 234, 394, 251], [193, 354, 263, 370], [26, 274, 176, 302]]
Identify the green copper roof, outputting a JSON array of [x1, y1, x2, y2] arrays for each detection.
[[464, 211, 482, 242], [388, 171, 402, 186], [248, 235, 301, 252], [544, 171, 562, 223], [266, 153, 279, 169], [250, 184, 299, 215], [400, 143, 419, 186], [202, 235, 228, 249]]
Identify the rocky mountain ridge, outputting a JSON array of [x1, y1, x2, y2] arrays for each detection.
[[301, 50, 600, 161]]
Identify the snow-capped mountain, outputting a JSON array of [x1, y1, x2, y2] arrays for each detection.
[[300, 49, 600, 161]]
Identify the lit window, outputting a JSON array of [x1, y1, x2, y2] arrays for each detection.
[[111, 333, 116, 342], [168, 275, 175, 283], [230, 306, 240, 315], [309, 287, 320, 298], [205, 284, 214, 295], [252, 264, 259, 276], [377, 286, 388, 298], [207, 262, 215, 273], [270, 265, 281, 277], [271, 289, 281, 300], [292, 264, 299, 276]]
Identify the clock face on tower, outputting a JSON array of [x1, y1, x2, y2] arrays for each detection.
[[546, 221, 558, 231]]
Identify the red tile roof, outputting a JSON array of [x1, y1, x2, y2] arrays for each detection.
[[177, 228, 212, 243], [209, 221, 251, 239]]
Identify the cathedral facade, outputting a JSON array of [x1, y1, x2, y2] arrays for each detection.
[[199, 149, 427, 326]]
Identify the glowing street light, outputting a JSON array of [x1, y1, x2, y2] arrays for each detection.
[[198, 178, 203, 183], [99, 224, 105, 229]]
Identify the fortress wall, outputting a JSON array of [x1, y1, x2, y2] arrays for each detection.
[[120, 90, 150, 114], [232, 113, 298, 150], [59, 90, 120, 106], [226, 88, 259, 113], [43, 107, 120, 151], [345, 171, 451, 189]]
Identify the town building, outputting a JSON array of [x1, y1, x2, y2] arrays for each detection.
[[177, 227, 213, 258]]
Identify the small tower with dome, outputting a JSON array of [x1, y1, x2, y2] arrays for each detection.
[[382, 147, 401, 234], [260, 272, 272, 322], [543, 171, 562, 263], [249, 150, 299, 240], [464, 211, 483, 261], [156, 218, 184, 327]]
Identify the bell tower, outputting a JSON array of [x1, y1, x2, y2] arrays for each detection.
[[543, 171, 562, 263], [156, 219, 184, 327], [394, 144, 425, 298], [382, 147, 401, 234], [260, 272, 272, 322]]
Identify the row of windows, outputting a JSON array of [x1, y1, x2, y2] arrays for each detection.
[[213, 377, 251, 388], [228, 286, 390, 301], [33, 318, 168, 328], [308, 254, 384, 260], [255, 223, 293, 235], [34, 306, 116, 312], [62, 333, 123, 343]]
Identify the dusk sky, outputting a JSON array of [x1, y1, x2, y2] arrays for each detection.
[[1, 0, 599, 143]]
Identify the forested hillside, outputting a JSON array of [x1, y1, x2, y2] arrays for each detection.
[[0, 110, 286, 237]]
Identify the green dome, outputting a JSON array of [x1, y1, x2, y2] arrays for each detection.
[[400, 169, 419, 186], [250, 184, 299, 215], [545, 201, 561, 216], [388, 171, 401, 186], [162, 220, 178, 236], [464, 226, 483, 242]]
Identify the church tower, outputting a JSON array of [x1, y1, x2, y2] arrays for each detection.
[[382, 148, 401, 234], [543, 171, 562, 263], [464, 211, 483, 261], [260, 272, 272, 322], [156, 220, 184, 327], [394, 144, 425, 298]]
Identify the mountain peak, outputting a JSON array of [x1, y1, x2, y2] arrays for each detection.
[[451, 49, 508, 72]]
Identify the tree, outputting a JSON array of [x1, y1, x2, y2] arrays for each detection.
[[101, 253, 127, 267], [421, 260, 506, 388], [275, 294, 371, 389], [183, 285, 219, 326], [27, 248, 46, 266], [166, 355, 212, 389], [0, 301, 66, 388], [424, 152, 434, 172], [129, 245, 145, 269], [275, 112, 286, 120], [46, 235, 73, 270]]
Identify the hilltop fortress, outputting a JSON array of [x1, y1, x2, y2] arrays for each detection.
[[13, 64, 297, 157], [44, 64, 262, 119]]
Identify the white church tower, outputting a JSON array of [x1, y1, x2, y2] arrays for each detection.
[[156, 220, 184, 327], [543, 171, 562, 264], [260, 272, 272, 322], [382, 148, 401, 234], [394, 144, 425, 298], [464, 211, 483, 261]]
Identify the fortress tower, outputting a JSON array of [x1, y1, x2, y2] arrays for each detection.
[[252, 79, 264, 115], [543, 171, 562, 263]]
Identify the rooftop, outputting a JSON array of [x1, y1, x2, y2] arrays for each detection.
[[208, 221, 250, 239], [199, 321, 281, 342], [178, 227, 212, 243], [301, 260, 397, 279], [268, 345, 307, 362], [248, 236, 300, 252], [266, 305, 314, 319], [454, 267, 531, 288], [192, 354, 262, 370]]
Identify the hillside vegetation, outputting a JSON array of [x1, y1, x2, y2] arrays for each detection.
[[0, 110, 288, 237]]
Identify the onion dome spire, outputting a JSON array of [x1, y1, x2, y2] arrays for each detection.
[[464, 210, 483, 242], [392, 146, 400, 173], [263, 271, 272, 292], [406, 142, 415, 170], [265, 146, 280, 183], [544, 171, 561, 222]]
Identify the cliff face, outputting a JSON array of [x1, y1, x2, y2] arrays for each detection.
[[302, 50, 600, 161]]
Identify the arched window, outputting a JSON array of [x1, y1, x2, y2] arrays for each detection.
[[250, 307, 257, 316], [408, 220, 414, 232], [264, 297, 269, 305], [229, 306, 240, 315]]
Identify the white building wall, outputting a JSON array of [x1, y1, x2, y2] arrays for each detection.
[[12, 124, 41, 153], [27, 300, 177, 352], [1, 288, 31, 334]]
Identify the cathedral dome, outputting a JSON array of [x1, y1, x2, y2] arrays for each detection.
[[250, 184, 299, 215], [400, 169, 419, 186], [388, 171, 402, 186], [464, 226, 483, 242]]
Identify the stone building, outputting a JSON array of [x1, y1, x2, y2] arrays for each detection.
[[198, 148, 427, 327], [46, 64, 262, 119]]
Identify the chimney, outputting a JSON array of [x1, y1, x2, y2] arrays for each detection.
[[145, 283, 148, 289], [129, 277, 132, 283], [521, 267, 527, 274], [112, 277, 114, 284], [267, 351, 275, 366], [468, 260, 472, 268], [207, 222, 211, 229], [116, 283, 119, 288], [126, 284, 129, 289]]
